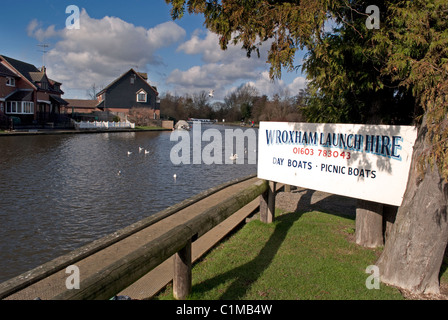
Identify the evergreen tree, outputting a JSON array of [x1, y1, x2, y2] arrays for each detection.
[[165, 0, 448, 295]]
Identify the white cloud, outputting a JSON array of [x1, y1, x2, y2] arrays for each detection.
[[168, 30, 307, 100], [27, 9, 307, 100], [287, 76, 308, 93], [177, 30, 238, 64], [167, 30, 269, 98], [246, 72, 307, 98], [247, 72, 282, 96], [27, 19, 62, 42], [28, 9, 186, 98]]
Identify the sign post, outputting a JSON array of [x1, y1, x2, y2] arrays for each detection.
[[257, 122, 417, 224]]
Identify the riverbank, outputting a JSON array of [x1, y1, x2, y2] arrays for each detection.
[[0, 126, 171, 137], [154, 188, 448, 300]]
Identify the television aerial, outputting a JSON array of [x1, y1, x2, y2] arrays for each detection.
[[37, 44, 49, 67]]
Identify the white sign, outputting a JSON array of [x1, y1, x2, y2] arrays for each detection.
[[257, 122, 417, 206]]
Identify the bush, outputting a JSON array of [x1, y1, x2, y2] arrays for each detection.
[[128, 107, 157, 126]]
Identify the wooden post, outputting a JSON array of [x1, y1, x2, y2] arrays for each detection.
[[260, 181, 276, 223], [173, 239, 192, 300], [355, 200, 384, 248]]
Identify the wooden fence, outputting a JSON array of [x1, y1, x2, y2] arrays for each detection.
[[54, 179, 268, 300], [0, 175, 271, 300]]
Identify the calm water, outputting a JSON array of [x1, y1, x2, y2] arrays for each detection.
[[0, 125, 258, 283]]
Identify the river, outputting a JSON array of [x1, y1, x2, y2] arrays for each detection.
[[0, 124, 258, 283]]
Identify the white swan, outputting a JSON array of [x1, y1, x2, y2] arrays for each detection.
[[127, 151, 132, 156], [139, 147, 144, 153], [144, 149, 150, 155], [229, 154, 238, 160]]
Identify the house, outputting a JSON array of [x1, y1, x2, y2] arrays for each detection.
[[0, 55, 69, 127], [96, 69, 160, 119], [64, 99, 100, 114]]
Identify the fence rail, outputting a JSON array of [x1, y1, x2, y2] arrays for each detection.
[[74, 120, 135, 130], [0, 175, 271, 300], [53, 179, 268, 300]]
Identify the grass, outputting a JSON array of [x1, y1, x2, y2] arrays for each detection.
[[135, 126, 168, 130], [154, 209, 407, 300]]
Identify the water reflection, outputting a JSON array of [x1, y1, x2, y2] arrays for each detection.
[[0, 125, 257, 282]]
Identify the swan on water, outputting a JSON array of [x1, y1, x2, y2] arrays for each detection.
[[144, 149, 150, 154], [139, 147, 144, 153]]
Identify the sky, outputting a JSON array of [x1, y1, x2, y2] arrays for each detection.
[[0, 0, 308, 101]]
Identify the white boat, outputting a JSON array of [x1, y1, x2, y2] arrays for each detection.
[[188, 118, 216, 125], [174, 120, 190, 131]]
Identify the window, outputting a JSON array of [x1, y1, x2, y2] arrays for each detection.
[[6, 77, 15, 87], [137, 90, 147, 103], [23, 102, 34, 114], [5, 101, 34, 114]]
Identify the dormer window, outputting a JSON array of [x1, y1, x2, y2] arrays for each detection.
[[137, 89, 147, 103], [6, 77, 15, 87]]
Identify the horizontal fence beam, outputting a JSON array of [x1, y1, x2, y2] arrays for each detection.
[[0, 174, 257, 300], [52, 179, 268, 300]]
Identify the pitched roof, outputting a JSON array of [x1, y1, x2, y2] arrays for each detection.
[[97, 68, 158, 96], [65, 99, 99, 108], [29, 71, 46, 82], [0, 55, 41, 84], [0, 63, 17, 77], [5, 89, 33, 101], [50, 95, 68, 105], [0, 55, 63, 94]]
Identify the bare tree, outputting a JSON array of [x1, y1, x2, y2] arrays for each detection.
[[86, 83, 102, 100]]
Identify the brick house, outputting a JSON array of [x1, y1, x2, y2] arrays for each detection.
[[64, 99, 100, 114], [0, 55, 68, 127]]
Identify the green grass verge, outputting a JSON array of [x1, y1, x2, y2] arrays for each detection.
[[155, 209, 407, 300], [135, 126, 167, 130]]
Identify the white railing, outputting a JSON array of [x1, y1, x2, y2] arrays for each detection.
[[74, 121, 135, 130]]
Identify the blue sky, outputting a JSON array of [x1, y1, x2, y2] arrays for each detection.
[[1, 0, 307, 101]]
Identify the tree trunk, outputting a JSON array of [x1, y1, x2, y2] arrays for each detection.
[[382, 205, 398, 243], [376, 124, 448, 295]]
